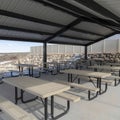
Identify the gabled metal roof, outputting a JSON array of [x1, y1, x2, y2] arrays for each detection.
[[0, 0, 119, 46]]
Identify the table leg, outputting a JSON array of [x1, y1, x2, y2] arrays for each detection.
[[31, 67, 33, 77], [98, 78, 101, 94], [15, 87, 18, 104], [88, 90, 98, 100], [21, 67, 23, 76], [90, 61, 92, 66], [114, 78, 120, 86], [71, 74, 72, 82], [94, 68, 97, 72], [44, 98, 48, 120], [51, 96, 54, 119], [28, 67, 30, 76], [18, 66, 21, 76], [15, 87, 38, 104], [20, 90, 38, 103], [57, 63, 60, 73], [51, 96, 70, 119], [18, 66, 20, 72], [96, 78, 100, 94], [68, 74, 70, 82], [97, 78, 107, 95], [10, 71, 13, 77], [117, 70, 120, 86]]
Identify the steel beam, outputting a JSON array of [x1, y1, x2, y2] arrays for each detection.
[[0, 24, 103, 37], [72, 28, 104, 36], [75, 0, 120, 23], [46, 0, 120, 31], [0, 36, 88, 46], [0, 36, 43, 43], [0, 9, 63, 27], [49, 41, 86, 46], [33, 0, 120, 32], [45, 18, 83, 42], [0, 10, 104, 36], [60, 35, 94, 41], [0, 25, 95, 42], [87, 32, 118, 46], [32, 0, 79, 17], [0, 25, 52, 35]]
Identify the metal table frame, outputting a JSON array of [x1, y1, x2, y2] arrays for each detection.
[[67, 73, 107, 96], [4, 77, 70, 120]]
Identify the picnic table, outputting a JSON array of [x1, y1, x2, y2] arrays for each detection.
[[89, 58, 104, 65], [61, 69, 111, 94], [88, 65, 120, 76], [3, 76, 70, 120], [43, 62, 58, 74], [15, 64, 38, 76]]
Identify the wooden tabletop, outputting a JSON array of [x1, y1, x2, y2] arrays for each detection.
[[88, 65, 120, 70], [43, 62, 57, 64], [3, 76, 70, 98], [61, 69, 111, 78], [106, 63, 120, 66], [91, 58, 104, 61], [15, 64, 38, 68]]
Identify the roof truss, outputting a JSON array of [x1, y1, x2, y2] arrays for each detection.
[[0, 0, 119, 46], [44, 0, 120, 31], [45, 18, 83, 42]]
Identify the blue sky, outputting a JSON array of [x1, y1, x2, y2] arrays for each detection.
[[0, 40, 42, 53], [0, 34, 120, 53]]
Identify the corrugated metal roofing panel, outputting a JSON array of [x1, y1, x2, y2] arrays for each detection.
[[65, 0, 109, 20], [62, 30, 101, 40], [74, 22, 114, 35], [52, 37, 90, 45], [95, 0, 120, 18], [0, 15, 60, 33], [0, 0, 76, 25], [0, 0, 117, 45], [0, 29, 48, 40]]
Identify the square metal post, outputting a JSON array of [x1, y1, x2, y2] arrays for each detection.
[[85, 46, 88, 60], [43, 42, 47, 68]]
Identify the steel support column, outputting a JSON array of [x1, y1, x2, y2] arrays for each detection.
[[85, 46, 88, 60], [43, 42, 47, 68]]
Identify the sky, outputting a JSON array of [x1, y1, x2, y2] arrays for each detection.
[[0, 34, 120, 53], [105, 34, 120, 40], [0, 40, 42, 53]]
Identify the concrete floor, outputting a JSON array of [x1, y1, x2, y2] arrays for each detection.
[[0, 73, 120, 120]]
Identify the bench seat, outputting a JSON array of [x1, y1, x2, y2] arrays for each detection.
[[56, 92, 80, 102], [111, 75, 120, 79], [90, 77, 114, 84], [53, 80, 99, 100], [53, 80, 99, 93], [0, 95, 37, 120], [69, 82, 99, 92]]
